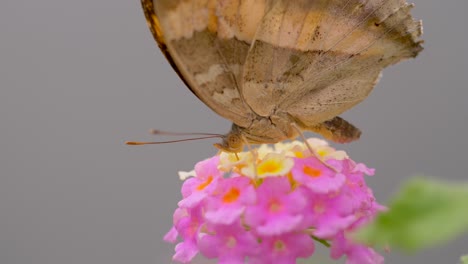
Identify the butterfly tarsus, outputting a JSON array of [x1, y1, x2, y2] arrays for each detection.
[[291, 122, 339, 172]]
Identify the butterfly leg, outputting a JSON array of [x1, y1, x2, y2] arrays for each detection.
[[240, 134, 259, 179], [305, 116, 361, 144], [291, 123, 338, 172]]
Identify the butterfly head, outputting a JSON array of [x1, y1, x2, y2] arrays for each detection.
[[213, 125, 244, 153]]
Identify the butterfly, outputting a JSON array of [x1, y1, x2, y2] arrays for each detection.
[[140, 0, 423, 152]]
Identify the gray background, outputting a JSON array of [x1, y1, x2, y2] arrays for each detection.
[[1, 0, 467, 263]]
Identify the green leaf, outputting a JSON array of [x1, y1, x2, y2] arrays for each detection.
[[353, 177, 468, 251], [461, 254, 468, 264]]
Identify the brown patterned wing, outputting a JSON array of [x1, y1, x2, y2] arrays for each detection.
[[141, 0, 265, 128], [241, 0, 423, 124]]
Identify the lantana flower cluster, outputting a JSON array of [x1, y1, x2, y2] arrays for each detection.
[[165, 138, 385, 264]]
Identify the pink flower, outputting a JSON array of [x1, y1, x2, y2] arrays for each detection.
[[164, 138, 384, 263], [204, 176, 256, 225], [164, 207, 187, 243], [292, 157, 346, 194], [198, 221, 259, 263], [173, 241, 198, 264], [178, 156, 222, 209], [244, 177, 307, 236], [167, 207, 203, 263], [303, 190, 357, 238], [333, 160, 384, 218], [331, 232, 384, 264], [250, 232, 315, 264]]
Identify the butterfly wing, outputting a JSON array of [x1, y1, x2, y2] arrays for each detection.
[[142, 0, 264, 128], [241, 0, 423, 124]]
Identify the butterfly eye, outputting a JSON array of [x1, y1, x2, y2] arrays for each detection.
[[228, 134, 241, 146], [213, 135, 243, 153]]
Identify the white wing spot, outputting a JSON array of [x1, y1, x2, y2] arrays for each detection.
[[194, 64, 225, 85]]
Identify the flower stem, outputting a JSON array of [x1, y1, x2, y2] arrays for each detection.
[[311, 235, 331, 248]]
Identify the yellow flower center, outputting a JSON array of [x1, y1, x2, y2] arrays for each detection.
[[258, 160, 281, 174], [269, 199, 282, 213], [294, 151, 304, 158], [197, 175, 213, 191], [222, 187, 240, 203], [226, 236, 237, 248], [274, 240, 286, 251], [188, 220, 199, 236], [317, 149, 328, 157], [314, 202, 326, 214], [303, 165, 322, 178]]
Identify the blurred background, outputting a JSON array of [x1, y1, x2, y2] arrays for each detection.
[[0, 0, 467, 263]]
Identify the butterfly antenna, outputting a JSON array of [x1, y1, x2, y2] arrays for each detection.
[[126, 135, 223, 146], [126, 129, 224, 146], [149, 129, 222, 137]]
